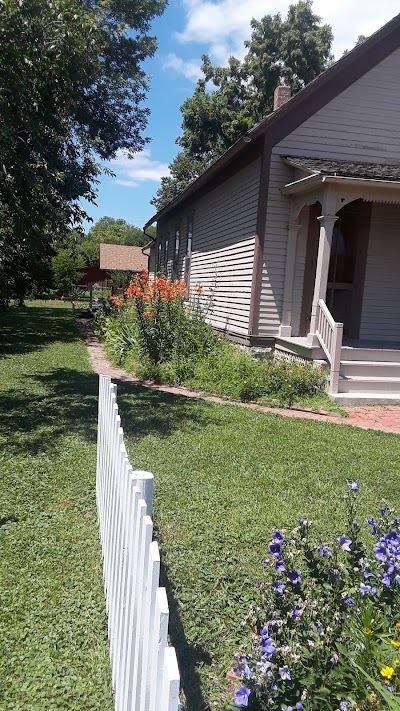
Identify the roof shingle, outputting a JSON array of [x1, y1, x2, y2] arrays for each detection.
[[99, 244, 147, 271], [286, 156, 400, 182]]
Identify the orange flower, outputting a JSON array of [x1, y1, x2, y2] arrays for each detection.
[[195, 283, 204, 294], [109, 295, 124, 307], [125, 271, 187, 304]]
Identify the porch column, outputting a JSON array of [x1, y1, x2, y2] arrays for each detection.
[[279, 220, 301, 337], [307, 214, 338, 344]]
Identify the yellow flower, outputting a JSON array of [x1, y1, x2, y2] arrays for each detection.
[[380, 666, 395, 679], [364, 627, 372, 635], [391, 640, 400, 648], [396, 622, 400, 629]]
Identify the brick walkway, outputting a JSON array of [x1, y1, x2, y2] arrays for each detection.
[[77, 319, 400, 435]]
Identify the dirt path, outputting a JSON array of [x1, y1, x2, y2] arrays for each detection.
[[77, 319, 400, 435]]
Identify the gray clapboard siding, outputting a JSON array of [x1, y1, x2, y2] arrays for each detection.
[[275, 47, 400, 163], [189, 159, 261, 337], [360, 203, 400, 341], [257, 156, 293, 335], [257, 46, 400, 337], [149, 248, 156, 279]]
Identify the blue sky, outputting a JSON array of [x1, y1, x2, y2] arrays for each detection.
[[82, 0, 399, 232]]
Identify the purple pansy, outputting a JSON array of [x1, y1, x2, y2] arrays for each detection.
[[375, 542, 388, 562], [344, 598, 354, 606], [291, 605, 300, 619], [349, 482, 359, 491], [289, 570, 302, 585], [273, 581, 285, 594], [279, 666, 291, 680], [242, 665, 251, 679], [269, 543, 282, 557], [234, 686, 251, 707], [275, 559, 286, 573], [272, 530, 284, 543], [260, 631, 276, 658], [320, 545, 332, 558], [359, 584, 371, 596], [339, 536, 352, 553], [382, 573, 392, 587]]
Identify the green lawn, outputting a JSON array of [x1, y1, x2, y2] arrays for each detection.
[[0, 302, 112, 710], [2, 302, 400, 711], [116, 386, 400, 710]]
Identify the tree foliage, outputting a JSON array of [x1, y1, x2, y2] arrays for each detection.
[[0, 0, 166, 302], [52, 249, 83, 295], [151, 0, 333, 211]]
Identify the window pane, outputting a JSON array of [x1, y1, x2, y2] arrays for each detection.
[[187, 222, 193, 256]]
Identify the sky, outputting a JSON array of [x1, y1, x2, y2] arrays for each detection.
[[82, 0, 399, 232]]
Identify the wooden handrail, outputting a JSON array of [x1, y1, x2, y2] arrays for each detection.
[[316, 299, 343, 394]]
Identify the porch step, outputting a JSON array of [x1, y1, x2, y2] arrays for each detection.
[[338, 375, 400, 394], [341, 346, 400, 363], [331, 392, 400, 405], [340, 361, 400, 378]]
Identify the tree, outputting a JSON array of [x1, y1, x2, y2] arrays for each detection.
[[152, 0, 333, 211], [77, 217, 148, 266], [52, 249, 83, 295], [0, 0, 166, 302], [151, 152, 210, 211]]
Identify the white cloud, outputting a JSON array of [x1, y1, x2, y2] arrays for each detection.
[[163, 53, 201, 82], [109, 149, 170, 186], [167, 0, 399, 80]]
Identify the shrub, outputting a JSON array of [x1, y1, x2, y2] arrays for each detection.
[[233, 484, 400, 710]]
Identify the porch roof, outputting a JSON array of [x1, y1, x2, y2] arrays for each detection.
[[285, 156, 400, 181]]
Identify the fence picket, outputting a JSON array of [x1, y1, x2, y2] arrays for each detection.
[[96, 374, 180, 711]]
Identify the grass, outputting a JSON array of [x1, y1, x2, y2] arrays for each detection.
[[114, 385, 400, 710], [3, 301, 399, 711], [0, 301, 112, 710]]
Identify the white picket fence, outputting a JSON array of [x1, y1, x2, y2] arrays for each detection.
[[96, 374, 181, 711]]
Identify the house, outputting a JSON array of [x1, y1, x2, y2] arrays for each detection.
[[99, 243, 147, 273], [145, 13, 400, 404]]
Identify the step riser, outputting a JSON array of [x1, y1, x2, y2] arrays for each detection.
[[331, 393, 400, 405], [341, 364, 400, 378], [341, 348, 400, 363], [338, 380, 400, 394]]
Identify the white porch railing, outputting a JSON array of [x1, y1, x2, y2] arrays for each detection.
[[316, 299, 344, 394], [96, 374, 181, 711]]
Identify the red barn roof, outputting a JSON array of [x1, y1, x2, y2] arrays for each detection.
[[99, 244, 147, 271]]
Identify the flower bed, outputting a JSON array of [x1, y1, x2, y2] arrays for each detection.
[[95, 271, 328, 408], [233, 484, 400, 710]]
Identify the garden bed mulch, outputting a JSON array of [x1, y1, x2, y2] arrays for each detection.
[[77, 318, 400, 436]]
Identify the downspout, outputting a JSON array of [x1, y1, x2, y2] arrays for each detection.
[[141, 223, 156, 256]]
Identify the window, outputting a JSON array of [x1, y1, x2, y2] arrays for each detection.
[[186, 221, 193, 256], [184, 221, 193, 289], [164, 238, 169, 272], [157, 242, 162, 272], [173, 227, 180, 276]]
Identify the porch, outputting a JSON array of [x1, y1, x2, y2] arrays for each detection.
[[276, 157, 400, 403]]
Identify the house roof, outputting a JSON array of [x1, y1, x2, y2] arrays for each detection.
[[145, 12, 400, 230], [99, 244, 147, 271], [285, 157, 400, 182]]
